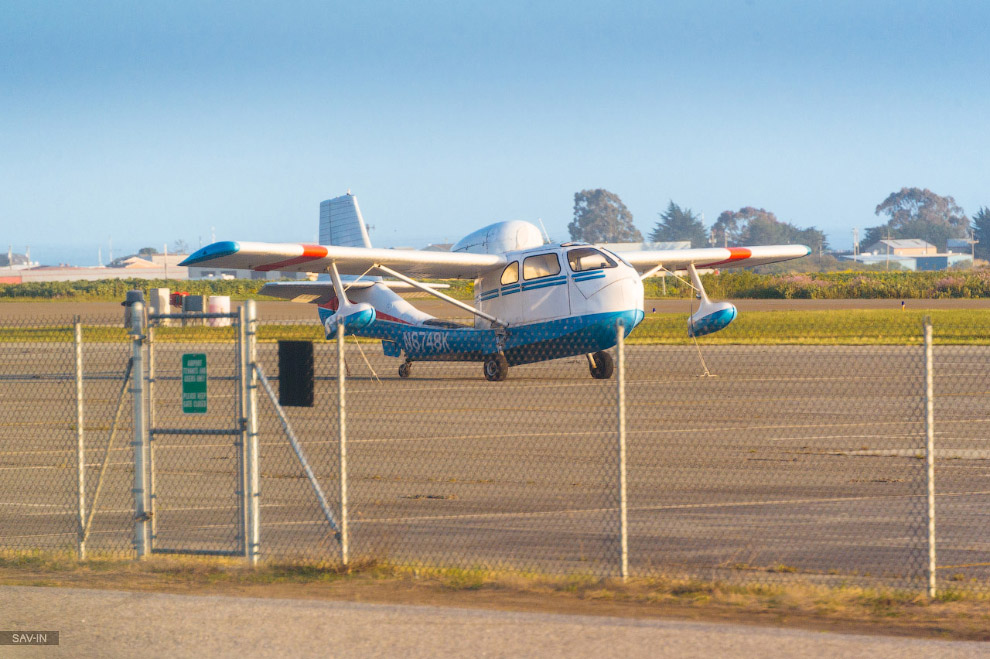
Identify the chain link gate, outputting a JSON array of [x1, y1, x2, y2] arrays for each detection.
[[128, 301, 260, 561]]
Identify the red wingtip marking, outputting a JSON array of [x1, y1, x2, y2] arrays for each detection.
[[698, 247, 752, 268], [255, 244, 329, 272]]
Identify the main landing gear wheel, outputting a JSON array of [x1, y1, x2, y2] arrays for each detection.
[[589, 351, 614, 380], [483, 354, 509, 382], [398, 361, 412, 378]]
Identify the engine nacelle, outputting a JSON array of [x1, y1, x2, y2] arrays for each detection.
[[451, 220, 545, 255], [323, 303, 376, 339], [688, 300, 737, 338]]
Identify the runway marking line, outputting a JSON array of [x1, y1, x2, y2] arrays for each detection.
[[353, 490, 990, 526]]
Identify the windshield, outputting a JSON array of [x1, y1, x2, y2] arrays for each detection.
[[599, 248, 632, 268], [567, 247, 617, 272]]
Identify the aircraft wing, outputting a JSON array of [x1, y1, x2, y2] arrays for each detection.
[[613, 245, 811, 274], [180, 241, 506, 279]]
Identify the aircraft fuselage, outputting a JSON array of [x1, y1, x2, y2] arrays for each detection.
[[319, 241, 645, 368]]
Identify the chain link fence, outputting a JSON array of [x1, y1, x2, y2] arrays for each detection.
[[1, 306, 987, 595], [0, 318, 134, 557]]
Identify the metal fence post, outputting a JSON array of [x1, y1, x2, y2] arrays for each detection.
[[338, 317, 349, 567], [616, 319, 628, 581], [245, 299, 260, 565], [74, 317, 86, 560], [924, 316, 936, 598], [130, 301, 150, 557], [237, 304, 249, 558], [147, 322, 157, 549]]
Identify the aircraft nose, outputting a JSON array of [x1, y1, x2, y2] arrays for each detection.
[[613, 273, 644, 309]]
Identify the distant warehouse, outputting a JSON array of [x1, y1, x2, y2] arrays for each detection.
[[841, 239, 972, 271]]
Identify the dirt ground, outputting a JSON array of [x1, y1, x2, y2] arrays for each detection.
[[2, 562, 988, 642], [3, 297, 989, 322]]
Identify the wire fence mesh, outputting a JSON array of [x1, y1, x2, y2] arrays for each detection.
[[931, 323, 990, 591], [0, 318, 134, 557], [0, 307, 987, 595], [144, 321, 244, 557]]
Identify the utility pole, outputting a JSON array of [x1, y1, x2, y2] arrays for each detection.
[[885, 228, 892, 271]]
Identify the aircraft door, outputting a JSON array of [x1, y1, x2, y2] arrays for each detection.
[[474, 260, 519, 326], [476, 267, 512, 328], [519, 252, 570, 322]]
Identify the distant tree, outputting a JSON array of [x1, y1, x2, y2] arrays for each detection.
[[173, 239, 190, 254], [568, 189, 642, 243], [649, 201, 708, 247], [137, 247, 159, 257], [713, 206, 827, 250], [862, 188, 969, 252], [973, 207, 990, 261], [711, 210, 743, 247]]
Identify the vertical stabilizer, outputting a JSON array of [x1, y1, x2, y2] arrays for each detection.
[[320, 193, 373, 248]]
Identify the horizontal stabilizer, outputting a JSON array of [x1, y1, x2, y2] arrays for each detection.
[[260, 280, 449, 304]]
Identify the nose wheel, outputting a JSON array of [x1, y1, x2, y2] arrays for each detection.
[[588, 351, 614, 379], [483, 354, 509, 381], [398, 361, 412, 378]]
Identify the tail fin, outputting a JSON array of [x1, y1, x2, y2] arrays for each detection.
[[320, 193, 373, 248]]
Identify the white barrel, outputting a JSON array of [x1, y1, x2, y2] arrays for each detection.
[[207, 295, 231, 327], [148, 288, 171, 326]]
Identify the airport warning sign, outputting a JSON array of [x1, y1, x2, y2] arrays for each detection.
[[181, 353, 207, 414]]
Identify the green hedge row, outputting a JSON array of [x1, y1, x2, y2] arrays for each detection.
[[0, 277, 476, 301], [0, 278, 268, 301], [644, 269, 990, 299], [3, 270, 990, 302]]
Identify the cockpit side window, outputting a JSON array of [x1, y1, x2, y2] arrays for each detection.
[[567, 247, 617, 273], [500, 261, 519, 285], [522, 253, 561, 280]]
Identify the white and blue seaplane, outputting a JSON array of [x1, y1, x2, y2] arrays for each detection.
[[181, 194, 809, 381]]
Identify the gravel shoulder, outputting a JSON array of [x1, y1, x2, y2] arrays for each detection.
[[1, 584, 986, 658]]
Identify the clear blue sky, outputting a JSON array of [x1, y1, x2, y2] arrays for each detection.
[[3, 1, 988, 264]]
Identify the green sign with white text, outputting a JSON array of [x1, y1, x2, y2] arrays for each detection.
[[181, 353, 207, 414]]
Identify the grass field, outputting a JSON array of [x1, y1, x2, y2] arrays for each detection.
[[2, 308, 987, 345], [630, 308, 990, 345]]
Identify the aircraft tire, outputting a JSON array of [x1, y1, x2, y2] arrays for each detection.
[[483, 354, 509, 382], [589, 351, 614, 379], [398, 361, 412, 378]]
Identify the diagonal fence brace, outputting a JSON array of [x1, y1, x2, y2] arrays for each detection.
[[254, 363, 341, 536], [81, 357, 133, 548]]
